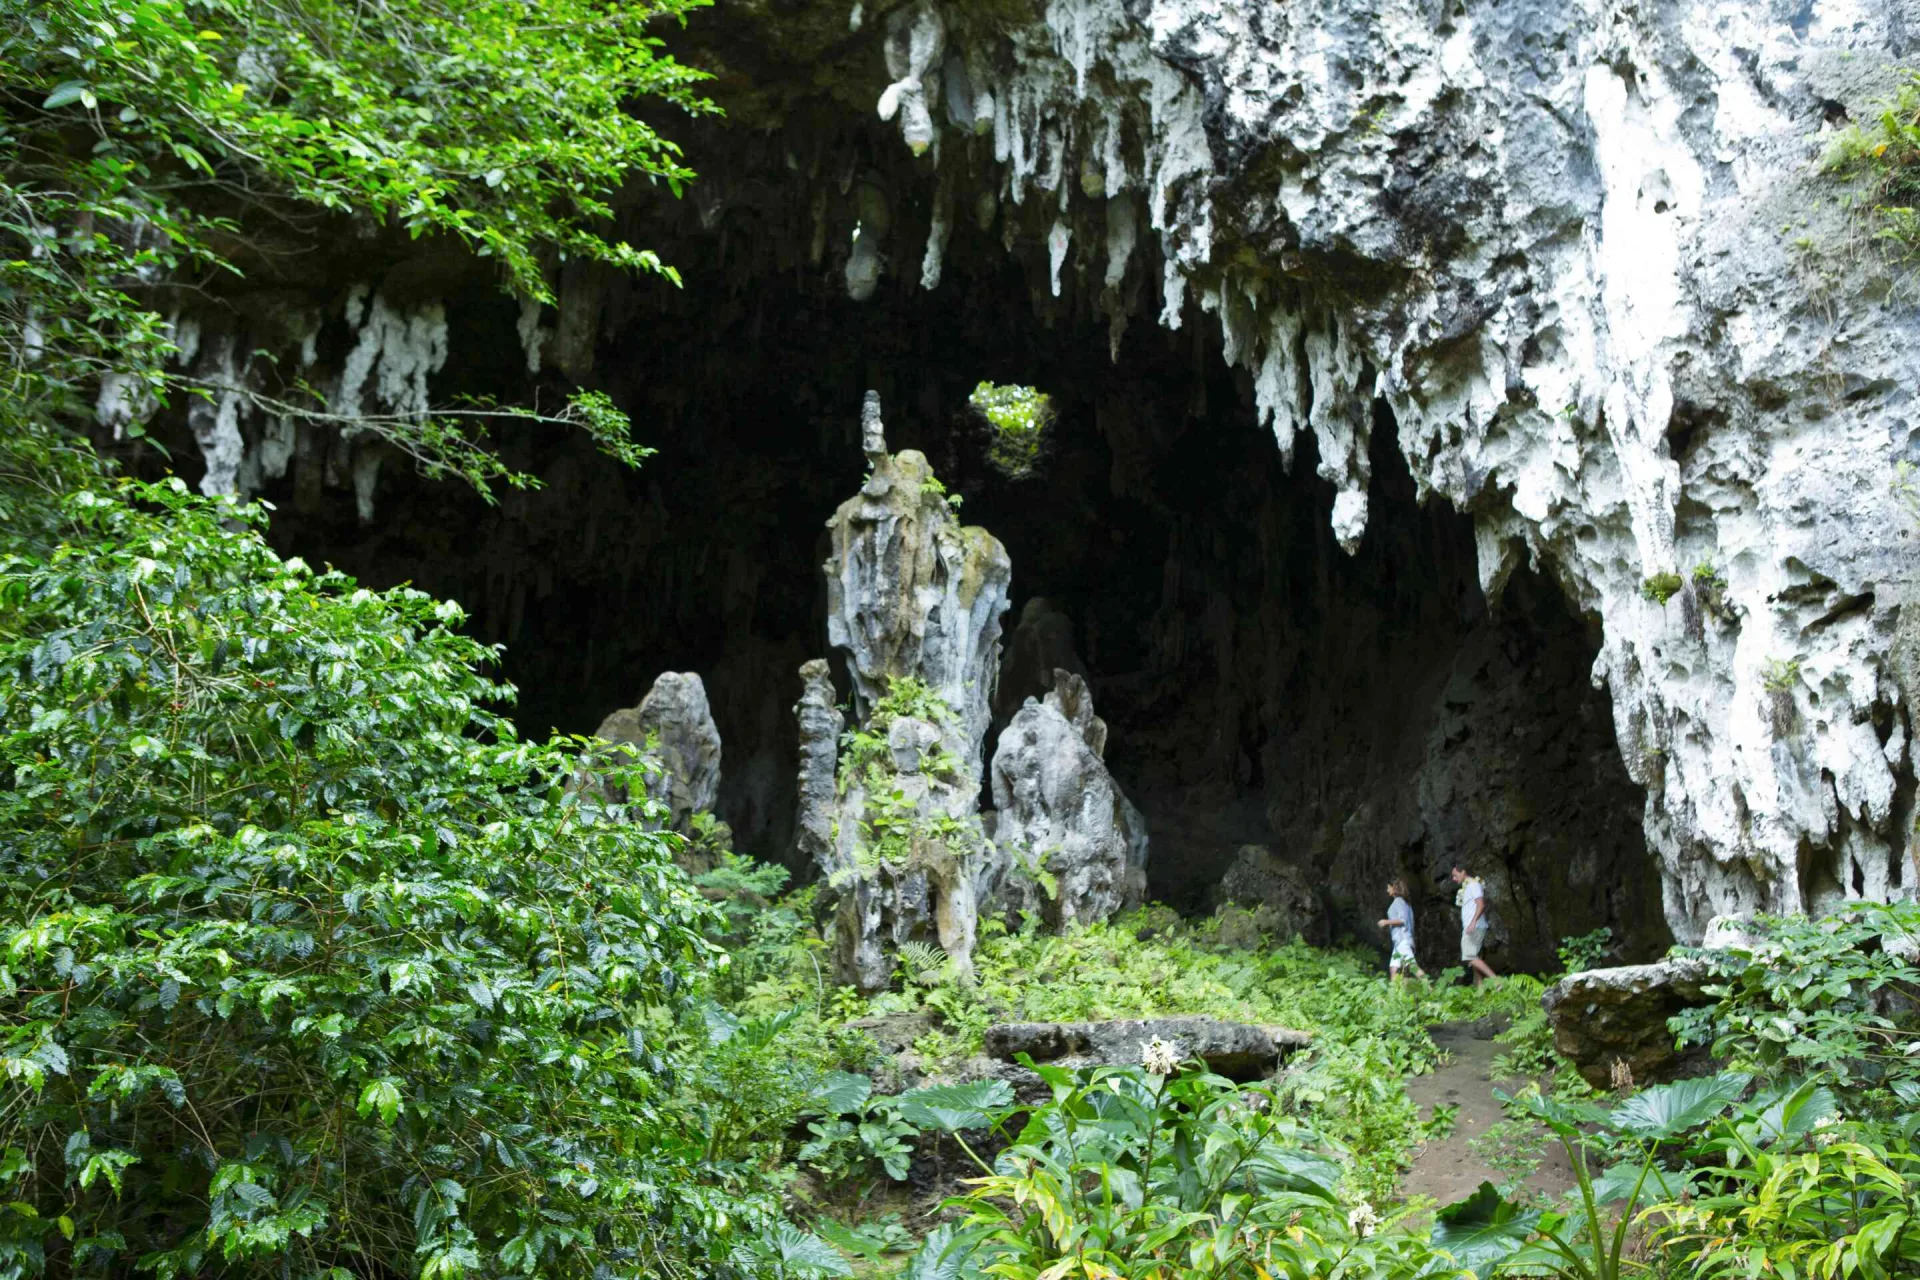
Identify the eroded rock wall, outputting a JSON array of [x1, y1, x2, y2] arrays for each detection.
[[814, 0, 1920, 939], [162, 0, 1920, 946]]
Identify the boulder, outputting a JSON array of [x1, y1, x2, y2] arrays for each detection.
[[587, 671, 723, 832], [984, 1017, 1312, 1082], [989, 670, 1147, 927], [1214, 845, 1324, 945], [1542, 957, 1720, 1089]]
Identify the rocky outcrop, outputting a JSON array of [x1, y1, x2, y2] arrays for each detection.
[[589, 671, 724, 831], [820, 0, 1920, 941], [824, 392, 1011, 778], [990, 670, 1147, 927], [579, 667, 721, 836], [1213, 846, 1325, 947], [809, 395, 1014, 989], [1542, 958, 1720, 1090], [985, 1018, 1311, 1082], [793, 659, 844, 872]]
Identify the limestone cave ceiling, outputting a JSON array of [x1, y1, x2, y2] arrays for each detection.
[[119, 0, 1920, 970]]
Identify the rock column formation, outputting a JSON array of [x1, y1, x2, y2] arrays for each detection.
[[990, 671, 1149, 928], [806, 394, 1014, 990], [587, 672, 724, 841]]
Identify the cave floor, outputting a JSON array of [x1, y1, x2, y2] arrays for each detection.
[[1399, 1021, 1577, 1210]]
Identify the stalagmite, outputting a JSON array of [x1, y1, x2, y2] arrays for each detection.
[[587, 672, 724, 834], [990, 670, 1149, 928], [806, 392, 1012, 989]]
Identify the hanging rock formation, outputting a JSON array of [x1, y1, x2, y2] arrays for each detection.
[[990, 670, 1148, 928], [790, 0, 1920, 942], [807, 393, 1014, 990], [173, 0, 1920, 945], [588, 671, 724, 835]]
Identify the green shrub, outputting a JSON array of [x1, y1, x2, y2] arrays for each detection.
[[920, 1056, 1451, 1280], [1824, 71, 1920, 260], [1671, 902, 1920, 1100], [1657, 1083, 1920, 1280], [796, 1074, 918, 1188], [0, 481, 751, 1277], [1640, 573, 1684, 605]]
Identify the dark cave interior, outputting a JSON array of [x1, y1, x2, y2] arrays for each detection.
[[141, 103, 1673, 975]]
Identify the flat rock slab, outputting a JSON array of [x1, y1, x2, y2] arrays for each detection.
[[985, 1017, 1311, 1081]]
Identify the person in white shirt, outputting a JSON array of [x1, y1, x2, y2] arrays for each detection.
[[1377, 877, 1421, 981], [1451, 862, 1498, 985]]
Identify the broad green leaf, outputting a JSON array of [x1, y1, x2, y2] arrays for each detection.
[[1590, 1159, 1691, 1205], [770, 1224, 853, 1276], [357, 1078, 402, 1125], [899, 1080, 1015, 1133], [807, 1071, 873, 1116], [904, 1224, 972, 1280], [42, 80, 90, 110], [1432, 1182, 1543, 1280], [1608, 1072, 1751, 1139], [1745, 1079, 1840, 1145]]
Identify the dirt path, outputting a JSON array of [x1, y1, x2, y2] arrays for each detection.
[[1398, 1020, 1576, 1208]]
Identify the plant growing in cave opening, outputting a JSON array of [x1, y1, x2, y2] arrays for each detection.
[[969, 381, 1055, 479]]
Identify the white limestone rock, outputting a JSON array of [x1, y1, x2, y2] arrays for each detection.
[[823, 397, 1012, 778], [589, 671, 724, 832], [813, 393, 1015, 988], [990, 670, 1148, 928], [794, 659, 845, 871], [863, 0, 1920, 940]]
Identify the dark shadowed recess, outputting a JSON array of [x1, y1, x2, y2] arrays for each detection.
[[212, 119, 1667, 974]]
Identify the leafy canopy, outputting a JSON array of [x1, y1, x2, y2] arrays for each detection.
[[1, 0, 713, 522], [0, 480, 727, 1279]]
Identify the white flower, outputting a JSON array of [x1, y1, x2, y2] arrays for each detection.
[[1141, 1036, 1183, 1076], [1347, 1202, 1380, 1238]]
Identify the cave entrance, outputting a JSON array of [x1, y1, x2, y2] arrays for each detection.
[[250, 204, 1669, 976]]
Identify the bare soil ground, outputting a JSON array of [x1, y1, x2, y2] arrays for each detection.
[[1399, 1020, 1577, 1208]]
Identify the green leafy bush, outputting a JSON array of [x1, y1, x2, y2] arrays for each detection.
[[797, 1073, 918, 1187], [1671, 903, 1920, 1100], [1657, 1081, 1920, 1280], [0, 481, 744, 1278], [921, 1056, 1451, 1280], [1824, 71, 1920, 259]]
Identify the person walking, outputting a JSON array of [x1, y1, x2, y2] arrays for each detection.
[[1451, 862, 1498, 985], [1378, 878, 1421, 982]]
